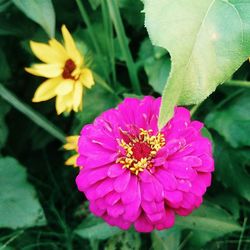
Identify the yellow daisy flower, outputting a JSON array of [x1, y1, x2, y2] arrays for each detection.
[[63, 135, 79, 167], [25, 25, 94, 114]]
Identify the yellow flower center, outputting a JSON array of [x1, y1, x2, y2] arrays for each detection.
[[117, 129, 165, 175]]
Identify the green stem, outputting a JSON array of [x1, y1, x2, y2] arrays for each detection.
[[93, 72, 121, 101], [101, 0, 117, 86], [75, 0, 100, 54], [75, 0, 110, 81], [225, 79, 250, 88], [237, 218, 248, 250], [0, 84, 65, 142], [107, 0, 141, 94], [190, 103, 201, 116], [1, 230, 24, 250]]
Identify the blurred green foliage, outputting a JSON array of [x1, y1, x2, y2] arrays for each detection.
[[0, 0, 250, 249]]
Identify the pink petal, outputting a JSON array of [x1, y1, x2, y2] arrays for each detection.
[[105, 192, 120, 206], [113, 171, 131, 193], [107, 164, 126, 177], [168, 161, 197, 180], [107, 202, 124, 218], [197, 154, 214, 172], [155, 209, 175, 230], [134, 214, 154, 232], [177, 179, 192, 192], [83, 153, 117, 169], [76, 167, 108, 192], [155, 169, 177, 191], [190, 121, 203, 131], [141, 200, 164, 215], [89, 202, 105, 216], [96, 178, 114, 197], [183, 156, 202, 167], [123, 199, 141, 221], [164, 190, 183, 204], [190, 179, 206, 196], [121, 176, 140, 204]]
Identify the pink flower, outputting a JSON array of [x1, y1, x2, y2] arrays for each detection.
[[76, 96, 214, 232]]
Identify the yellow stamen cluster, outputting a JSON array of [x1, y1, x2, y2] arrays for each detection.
[[117, 129, 165, 175]]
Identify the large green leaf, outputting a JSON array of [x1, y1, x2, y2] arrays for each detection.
[[105, 230, 141, 250], [12, 0, 55, 37], [144, 0, 250, 128], [206, 92, 250, 148], [151, 228, 181, 250], [138, 38, 171, 94], [0, 157, 46, 229], [119, 0, 144, 30], [214, 136, 250, 201], [75, 215, 121, 240], [176, 203, 241, 235], [0, 98, 10, 150]]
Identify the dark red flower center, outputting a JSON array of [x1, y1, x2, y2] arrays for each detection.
[[132, 142, 152, 160], [117, 129, 165, 175], [62, 59, 76, 79]]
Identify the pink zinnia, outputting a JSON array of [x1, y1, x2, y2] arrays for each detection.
[[76, 96, 214, 232]]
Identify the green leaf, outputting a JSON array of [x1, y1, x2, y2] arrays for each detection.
[[105, 230, 141, 250], [188, 231, 218, 248], [88, 0, 100, 10], [138, 39, 171, 94], [0, 157, 47, 229], [0, 243, 14, 250], [151, 227, 181, 250], [144, 0, 250, 128], [0, 98, 10, 150], [145, 58, 171, 94], [213, 136, 250, 201], [0, 49, 11, 81], [209, 192, 240, 220], [205, 92, 250, 148], [118, 0, 144, 30], [12, 0, 55, 37], [75, 214, 121, 240], [175, 203, 241, 235], [0, 84, 65, 142], [75, 24, 112, 77], [0, 0, 11, 12], [0, 14, 36, 37]]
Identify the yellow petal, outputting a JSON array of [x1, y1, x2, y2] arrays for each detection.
[[30, 41, 66, 64], [32, 77, 61, 102], [55, 79, 74, 96], [25, 63, 62, 78], [64, 91, 74, 111], [55, 95, 67, 114], [56, 91, 74, 114], [80, 68, 94, 88], [73, 81, 83, 112], [65, 154, 79, 167], [61, 25, 83, 66], [48, 39, 68, 58], [63, 135, 79, 150]]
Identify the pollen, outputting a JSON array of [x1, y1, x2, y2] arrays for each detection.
[[117, 129, 165, 175]]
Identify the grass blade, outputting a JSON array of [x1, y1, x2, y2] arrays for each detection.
[[0, 84, 65, 142]]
